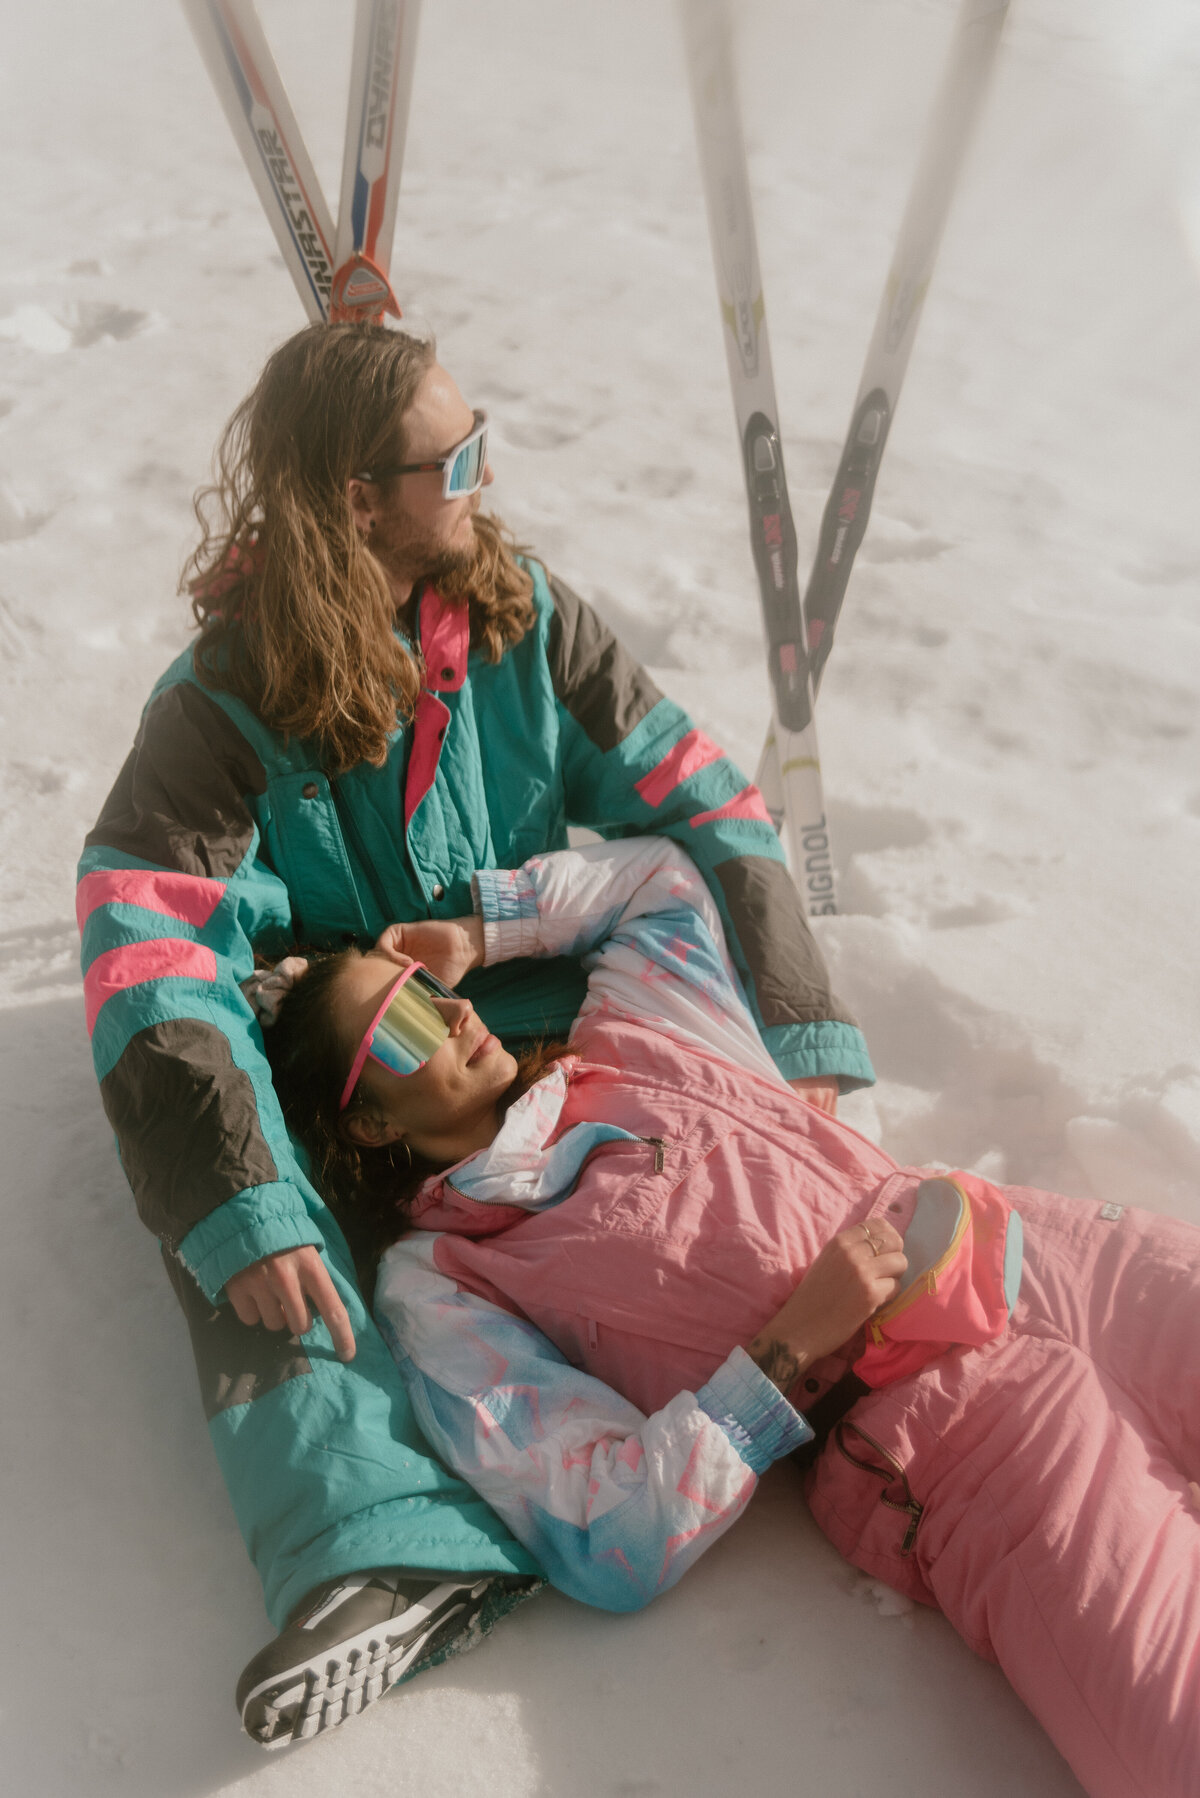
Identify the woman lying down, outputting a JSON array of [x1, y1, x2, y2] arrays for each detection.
[[259, 836, 1200, 1798]]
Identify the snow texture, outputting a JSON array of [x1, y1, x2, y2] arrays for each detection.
[[2, 1, 1198, 1793]]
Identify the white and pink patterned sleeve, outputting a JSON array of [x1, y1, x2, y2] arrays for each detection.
[[375, 1235, 812, 1612], [472, 838, 786, 1085]]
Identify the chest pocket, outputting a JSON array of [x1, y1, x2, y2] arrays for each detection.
[[264, 769, 370, 946], [576, 1101, 738, 1240]]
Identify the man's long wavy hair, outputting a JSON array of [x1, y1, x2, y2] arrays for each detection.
[[184, 322, 535, 775]]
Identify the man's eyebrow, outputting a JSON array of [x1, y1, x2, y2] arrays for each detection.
[[430, 411, 479, 458]]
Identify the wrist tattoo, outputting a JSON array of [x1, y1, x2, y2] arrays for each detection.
[[750, 1337, 803, 1394]]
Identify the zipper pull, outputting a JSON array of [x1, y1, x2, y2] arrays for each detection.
[[901, 1501, 924, 1556], [645, 1136, 666, 1173]]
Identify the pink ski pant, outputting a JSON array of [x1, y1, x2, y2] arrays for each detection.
[[807, 1187, 1200, 1798]]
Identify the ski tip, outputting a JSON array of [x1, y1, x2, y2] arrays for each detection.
[[329, 253, 403, 325]]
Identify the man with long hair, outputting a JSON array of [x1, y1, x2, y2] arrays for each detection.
[[77, 321, 874, 1747]]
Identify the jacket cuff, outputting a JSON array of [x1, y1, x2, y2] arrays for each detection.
[[696, 1345, 814, 1473], [176, 1182, 324, 1304], [472, 868, 540, 964], [764, 1020, 876, 1092]]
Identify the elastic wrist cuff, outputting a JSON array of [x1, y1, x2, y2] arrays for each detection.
[[766, 1020, 877, 1093], [176, 1184, 324, 1304], [697, 1345, 814, 1473], [472, 868, 540, 963]]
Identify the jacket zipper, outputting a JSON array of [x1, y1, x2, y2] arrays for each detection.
[[635, 1135, 668, 1173], [865, 1177, 972, 1346], [834, 1419, 925, 1555]]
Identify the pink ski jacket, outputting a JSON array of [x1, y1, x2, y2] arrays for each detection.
[[375, 838, 1019, 1611]]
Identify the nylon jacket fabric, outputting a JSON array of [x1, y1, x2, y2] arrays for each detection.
[[77, 559, 871, 1625], [80, 561, 872, 1292], [377, 840, 1200, 1797], [374, 839, 985, 1612]]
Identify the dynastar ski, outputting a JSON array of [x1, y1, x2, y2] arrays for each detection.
[[181, 0, 422, 325], [757, 0, 1009, 817], [331, 1, 422, 322], [681, 0, 836, 917]]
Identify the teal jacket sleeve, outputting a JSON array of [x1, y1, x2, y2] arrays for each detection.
[[78, 679, 324, 1301], [541, 572, 874, 1089]]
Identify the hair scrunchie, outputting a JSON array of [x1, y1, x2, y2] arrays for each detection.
[[241, 955, 310, 1028]]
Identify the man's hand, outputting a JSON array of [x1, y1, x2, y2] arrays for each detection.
[[226, 1246, 356, 1362], [788, 1075, 839, 1117], [374, 915, 485, 989]]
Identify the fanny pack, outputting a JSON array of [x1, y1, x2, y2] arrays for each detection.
[[853, 1171, 1024, 1388]]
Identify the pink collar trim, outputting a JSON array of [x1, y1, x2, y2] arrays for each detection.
[[419, 589, 469, 691]]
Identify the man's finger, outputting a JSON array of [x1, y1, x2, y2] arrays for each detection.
[[303, 1261, 357, 1362], [255, 1289, 291, 1332], [268, 1262, 314, 1338], [228, 1284, 263, 1328]]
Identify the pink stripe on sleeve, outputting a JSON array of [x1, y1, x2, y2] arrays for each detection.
[[688, 785, 774, 831], [76, 867, 227, 933], [634, 729, 725, 809], [84, 939, 218, 1036]]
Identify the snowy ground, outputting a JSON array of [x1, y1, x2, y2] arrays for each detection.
[[2, 1, 1199, 1793]]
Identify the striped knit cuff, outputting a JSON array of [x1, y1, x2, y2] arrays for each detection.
[[472, 868, 540, 964], [696, 1345, 814, 1474]]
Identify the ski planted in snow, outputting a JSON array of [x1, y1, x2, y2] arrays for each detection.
[[757, 0, 1009, 815], [181, 0, 420, 325], [331, 0, 422, 321], [181, 0, 338, 321], [681, 0, 837, 917]]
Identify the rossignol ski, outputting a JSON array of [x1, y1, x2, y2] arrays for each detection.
[[681, 0, 836, 917], [757, 0, 1009, 816], [181, 0, 422, 324]]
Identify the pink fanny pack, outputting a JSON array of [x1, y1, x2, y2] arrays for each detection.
[[853, 1172, 1024, 1388]]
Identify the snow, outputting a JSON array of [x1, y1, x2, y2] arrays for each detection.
[[2, 1, 1198, 1792]]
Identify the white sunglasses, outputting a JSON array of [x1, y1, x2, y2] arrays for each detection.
[[356, 410, 488, 499]]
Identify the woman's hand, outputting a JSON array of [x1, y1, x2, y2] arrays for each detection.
[[745, 1220, 907, 1393], [226, 1245, 356, 1362], [375, 915, 485, 989]]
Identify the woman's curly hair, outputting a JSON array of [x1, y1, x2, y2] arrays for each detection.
[[260, 947, 566, 1282]]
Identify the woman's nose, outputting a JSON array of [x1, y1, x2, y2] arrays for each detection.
[[482, 460, 495, 488], [445, 997, 474, 1035]]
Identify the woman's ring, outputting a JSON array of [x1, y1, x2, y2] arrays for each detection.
[[861, 1221, 881, 1256]]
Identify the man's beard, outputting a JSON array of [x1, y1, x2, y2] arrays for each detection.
[[419, 536, 480, 593], [372, 509, 480, 597]]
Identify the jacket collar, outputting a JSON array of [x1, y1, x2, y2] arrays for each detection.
[[443, 1057, 640, 1210]]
